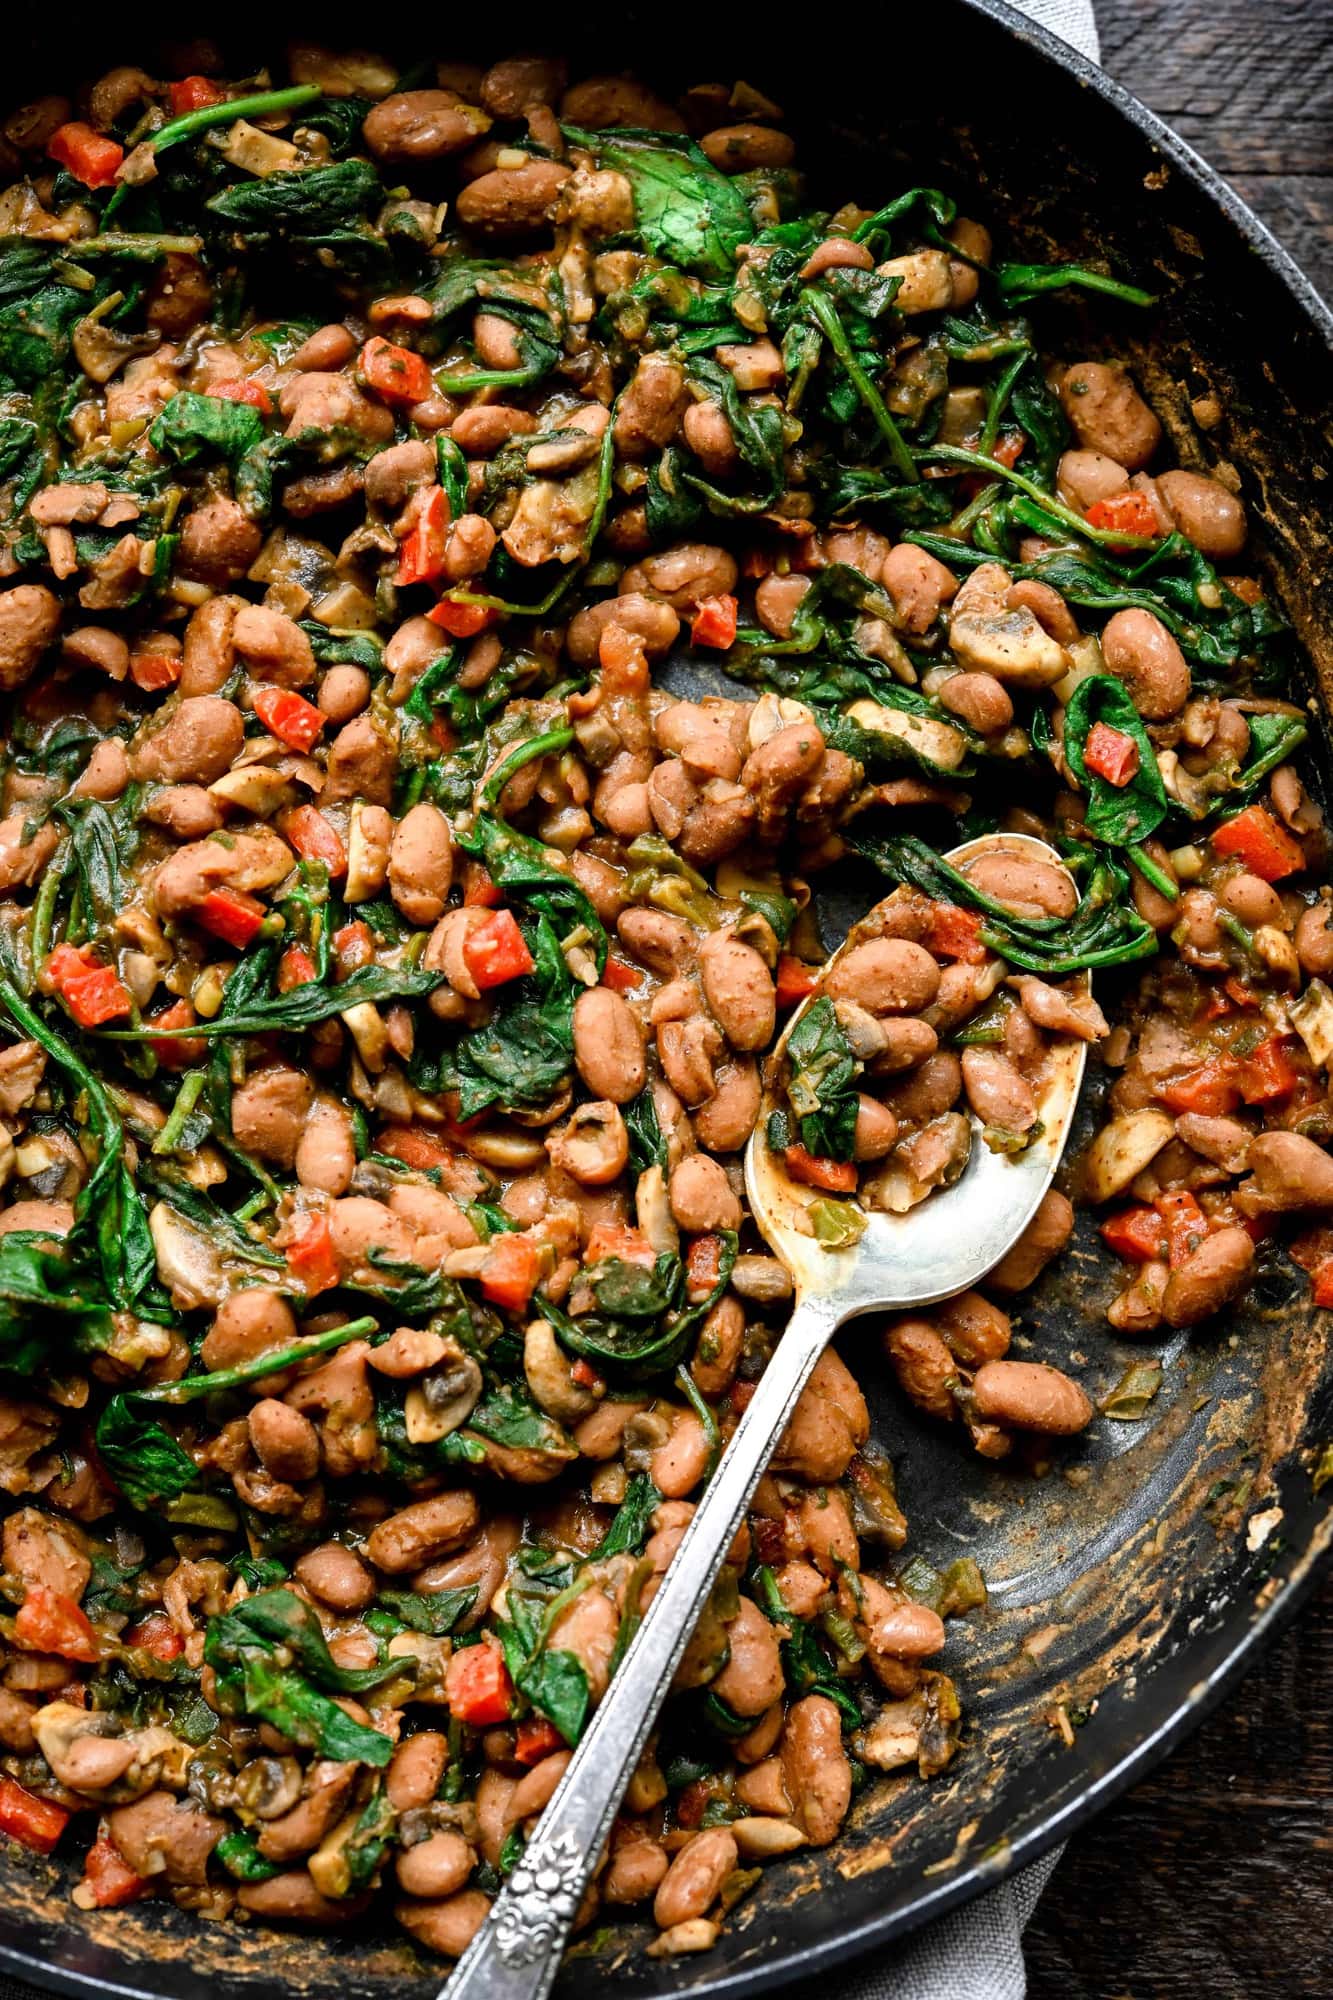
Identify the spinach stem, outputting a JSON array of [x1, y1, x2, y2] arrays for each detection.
[[800, 287, 918, 483], [151, 85, 322, 155], [139, 1316, 379, 1405]]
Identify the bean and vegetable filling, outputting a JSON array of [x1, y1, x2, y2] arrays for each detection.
[[0, 39, 1324, 1967]]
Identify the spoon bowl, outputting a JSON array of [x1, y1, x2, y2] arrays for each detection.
[[746, 831, 1090, 1311], [448, 830, 1094, 2000]]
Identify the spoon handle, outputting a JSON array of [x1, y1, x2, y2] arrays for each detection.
[[444, 1292, 842, 2000]]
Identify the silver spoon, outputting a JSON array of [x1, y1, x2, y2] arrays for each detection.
[[446, 832, 1089, 2000]]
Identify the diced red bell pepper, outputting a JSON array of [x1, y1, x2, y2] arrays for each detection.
[[1100, 1206, 1167, 1264], [195, 887, 267, 948], [283, 804, 346, 878], [358, 336, 434, 408], [167, 76, 226, 115], [0, 1777, 70, 1856], [1083, 720, 1141, 788], [430, 716, 458, 754], [463, 909, 535, 990], [462, 863, 502, 908], [397, 486, 450, 587], [14, 1585, 99, 1663], [78, 1833, 151, 1908], [1158, 1055, 1242, 1117], [150, 997, 205, 1070], [130, 649, 181, 692], [1155, 1189, 1208, 1268], [284, 1212, 340, 1298], [123, 1613, 184, 1662], [208, 377, 273, 417], [1310, 1258, 1333, 1309], [47, 122, 123, 189], [45, 944, 133, 1027], [601, 954, 644, 994], [684, 1232, 726, 1300], [585, 1223, 655, 1269], [444, 1641, 513, 1727], [277, 945, 318, 993], [570, 1357, 603, 1391], [990, 431, 1025, 470], [1225, 977, 1259, 1011], [513, 1716, 565, 1766], [333, 920, 375, 972], [675, 1778, 711, 1828], [378, 1125, 456, 1171], [775, 954, 820, 1007], [427, 596, 496, 638], [1084, 490, 1161, 542], [1210, 804, 1306, 883], [253, 685, 324, 752], [1238, 1035, 1300, 1105], [925, 904, 987, 965], [784, 1145, 858, 1193], [479, 1233, 541, 1313], [690, 593, 739, 651]]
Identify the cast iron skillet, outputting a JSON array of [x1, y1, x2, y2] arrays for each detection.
[[1, 5, 1331, 1995]]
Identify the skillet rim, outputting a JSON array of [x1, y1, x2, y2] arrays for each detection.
[[0, 3, 1327, 1995]]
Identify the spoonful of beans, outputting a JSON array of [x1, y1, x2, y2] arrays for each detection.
[[447, 832, 1099, 2000]]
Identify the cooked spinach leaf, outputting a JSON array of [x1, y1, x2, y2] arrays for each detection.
[[562, 127, 752, 281], [1061, 674, 1169, 846], [784, 995, 860, 1159]]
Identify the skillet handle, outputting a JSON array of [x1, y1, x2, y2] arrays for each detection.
[[442, 1292, 839, 2000]]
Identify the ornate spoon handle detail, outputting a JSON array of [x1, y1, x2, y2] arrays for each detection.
[[445, 1294, 840, 2000]]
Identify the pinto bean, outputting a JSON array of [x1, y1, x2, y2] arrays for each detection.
[[698, 932, 775, 1051], [1243, 1131, 1333, 1210], [450, 404, 537, 455], [700, 122, 796, 172], [605, 1830, 670, 1905], [619, 543, 738, 610], [614, 355, 689, 459], [669, 1154, 742, 1233], [775, 1346, 869, 1483], [885, 1318, 957, 1419], [827, 937, 940, 1015], [937, 672, 1013, 734], [1056, 448, 1130, 511], [396, 1831, 474, 1900], [243, 1871, 366, 1923], [1296, 901, 1333, 976], [179, 594, 239, 696], [617, 907, 696, 977], [328, 1197, 417, 1276], [294, 1098, 357, 1197], [882, 1051, 963, 1127], [132, 696, 243, 784], [986, 1189, 1075, 1294], [366, 1492, 481, 1574], [363, 90, 490, 163], [654, 1828, 738, 1929], [961, 1048, 1037, 1131], [682, 398, 740, 478], [1219, 871, 1285, 927], [711, 1597, 785, 1717], [388, 804, 453, 926], [290, 324, 358, 372], [0, 584, 60, 690], [572, 988, 645, 1104], [1100, 607, 1191, 720], [650, 1411, 711, 1499], [386, 1732, 449, 1812], [781, 1695, 852, 1845], [1161, 1226, 1256, 1326], [692, 1060, 761, 1153], [201, 1289, 298, 1372], [3, 1509, 89, 1601], [963, 849, 1076, 919], [294, 1543, 376, 1614], [548, 1102, 630, 1186], [690, 1294, 746, 1398], [395, 1889, 491, 1957], [178, 497, 262, 585], [1060, 361, 1162, 470], [109, 1792, 226, 1885], [230, 1068, 316, 1170], [881, 543, 958, 634], [248, 1399, 320, 1483], [971, 1360, 1093, 1434], [323, 713, 398, 806], [456, 160, 572, 236], [566, 592, 680, 666], [852, 1095, 899, 1161], [154, 825, 293, 918], [858, 1575, 947, 1663], [753, 573, 811, 639], [0, 816, 57, 892], [1155, 469, 1246, 559]]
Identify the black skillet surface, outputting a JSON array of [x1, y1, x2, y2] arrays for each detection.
[[0, 5, 1331, 1996]]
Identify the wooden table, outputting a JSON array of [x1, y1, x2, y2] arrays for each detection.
[[1027, 4, 1332, 1993]]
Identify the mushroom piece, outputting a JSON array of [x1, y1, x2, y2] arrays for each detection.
[[149, 1201, 229, 1309], [404, 1338, 484, 1444]]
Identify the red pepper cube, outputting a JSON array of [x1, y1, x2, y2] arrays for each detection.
[[427, 596, 496, 638], [208, 378, 274, 417], [784, 1145, 858, 1193], [463, 909, 535, 990], [514, 1717, 565, 1765], [78, 1833, 150, 1908], [1084, 490, 1161, 543], [479, 1234, 541, 1313], [775, 954, 820, 1007], [1158, 1056, 1241, 1118], [397, 486, 450, 587], [282, 804, 347, 878], [444, 1641, 513, 1726], [1099, 1206, 1167, 1263], [253, 685, 325, 753], [14, 1586, 99, 1663], [277, 946, 318, 993], [167, 76, 226, 115], [284, 1212, 340, 1299], [1210, 804, 1306, 883], [690, 593, 739, 650], [130, 649, 182, 692], [195, 887, 268, 948], [45, 946, 133, 1028], [47, 122, 124, 189], [1083, 720, 1141, 788], [0, 1776, 70, 1856], [1238, 1034, 1300, 1104], [358, 336, 434, 408], [924, 905, 987, 964]]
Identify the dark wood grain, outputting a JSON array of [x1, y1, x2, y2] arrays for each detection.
[[1026, 8, 1332, 1992], [1097, 0, 1333, 296]]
